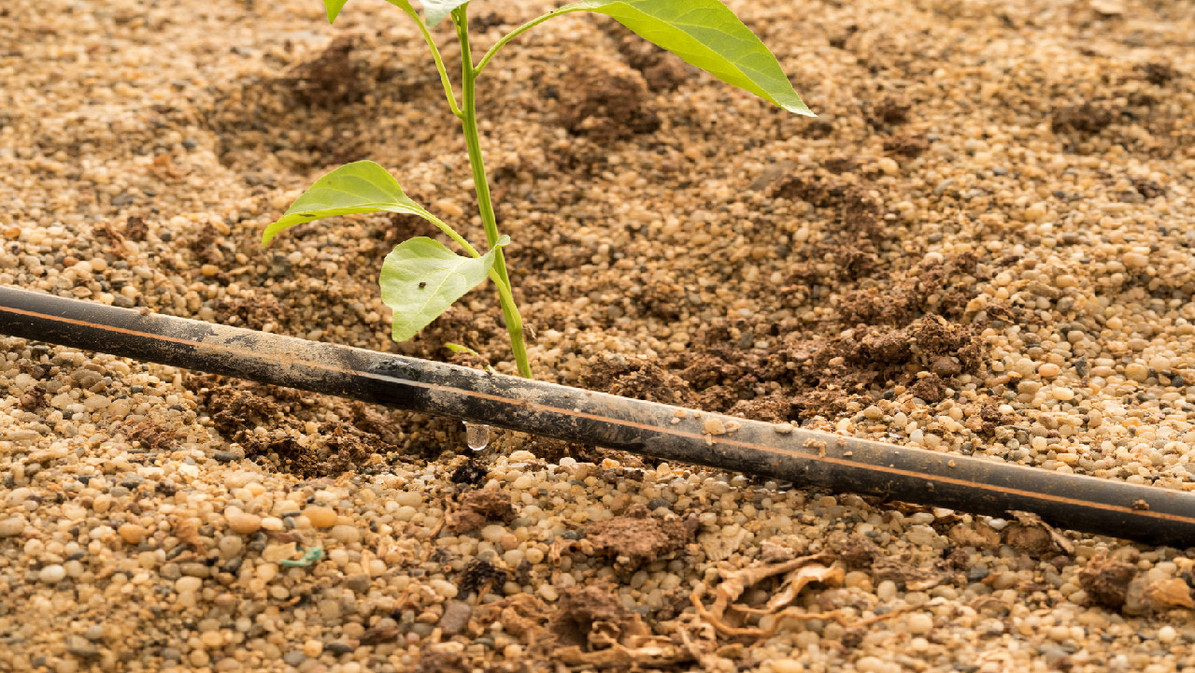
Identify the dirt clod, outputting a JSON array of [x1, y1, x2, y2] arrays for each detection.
[[557, 53, 658, 140], [584, 505, 697, 566], [551, 585, 639, 650], [448, 487, 515, 534], [883, 134, 929, 158], [834, 534, 881, 568], [450, 460, 489, 487], [1078, 553, 1138, 610], [1141, 62, 1178, 86], [615, 34, 688, 91], [870, 95, 911, 126], [127, 421, 176, 452], [458, 558, 510, 597], [1051, 103, 1113, 135], [414, 645, 469, 673], [290, 35, 362, 108]]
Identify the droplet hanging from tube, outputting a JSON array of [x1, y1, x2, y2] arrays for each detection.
[[465, 422, 489, 452]]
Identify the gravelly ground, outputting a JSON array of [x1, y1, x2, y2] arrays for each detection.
[[3, 0, 1195, 671]]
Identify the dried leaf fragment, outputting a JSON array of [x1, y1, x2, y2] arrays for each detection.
[[1145, 578, 1195, 610]]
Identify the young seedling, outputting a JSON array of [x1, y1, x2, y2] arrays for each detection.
[[263, 0, 813, 379]]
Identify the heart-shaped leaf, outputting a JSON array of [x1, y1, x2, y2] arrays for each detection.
[[423, 0, 471, 27], [263, 161, 435, 246], [565, 0, 812, 116], [380, 237, 504, 341]]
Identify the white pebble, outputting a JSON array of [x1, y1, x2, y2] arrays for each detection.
[[429, 579, 458, 598], [39, 565, 66, 584], [907, 612, 933, 635], [0, 517, 26, 537]]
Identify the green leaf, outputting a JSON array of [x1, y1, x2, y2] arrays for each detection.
[[323, 0, 417, 22], [263, 161, 435, 247], [322, 0, 349, 22], [564, 0, 813, 116], [445, 343, 482, 356], [423, 0, 471, 27], [380, 237, 501, 341]]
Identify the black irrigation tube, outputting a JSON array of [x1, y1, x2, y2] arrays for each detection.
[[2, 285, 1194, 547]]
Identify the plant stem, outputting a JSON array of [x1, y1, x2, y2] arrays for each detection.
[[397, 3, 462, 117], [474, 6, 585, 75], [454, 9, 532, 378], [419, 208, 480, 258]]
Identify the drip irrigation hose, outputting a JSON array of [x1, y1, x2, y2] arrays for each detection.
[[1, 285, 1193, 547]]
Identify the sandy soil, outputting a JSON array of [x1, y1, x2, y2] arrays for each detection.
[[3, 0, 1195, 671]]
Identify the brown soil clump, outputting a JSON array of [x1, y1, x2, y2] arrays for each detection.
[[869, 95, 911, 127], [613, 33, 688, 91], [414, 645, 469, 673], [883, 134, 930, 158], [448, 487, 515, 534], [290, 35, 363, 108], [1051, 103, 1113, 135], [771, 172, 884, 240], [127, 420, 177, 452], [582, 356, 696, 407], [557, 53, 659, 140], [450, 459, 489, 487], [458, 558, 510, 598], [550, 585, 641, 650], [1078, 553, 1138, 610], [187, 376, 414, 476], [584, 504, 697, 566]]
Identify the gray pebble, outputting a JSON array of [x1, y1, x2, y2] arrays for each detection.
[[66, 635, 99, 659], [344, 574, 371, 594]]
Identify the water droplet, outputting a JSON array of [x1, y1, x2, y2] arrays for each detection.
[[465, 423, 489, 452]]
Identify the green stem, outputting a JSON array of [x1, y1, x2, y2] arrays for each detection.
[[474, 6, 585, 75], [454, 9, 532, 378], [419, 208, 480, 258], [394, 2, 463, 117]]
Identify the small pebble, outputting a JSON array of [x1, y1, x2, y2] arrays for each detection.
[[331, 524, 360, 543], [772, 660, 804, 673], [303, 506, 337, 528], [38, 565, 66, 584], [907, 613, 933, 635], [302, 639, 323, 658], [0, 517, 26, 537], [439, 601, 473, 636], [118, 523, 147, 544], [225, 510, 262, 535]]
